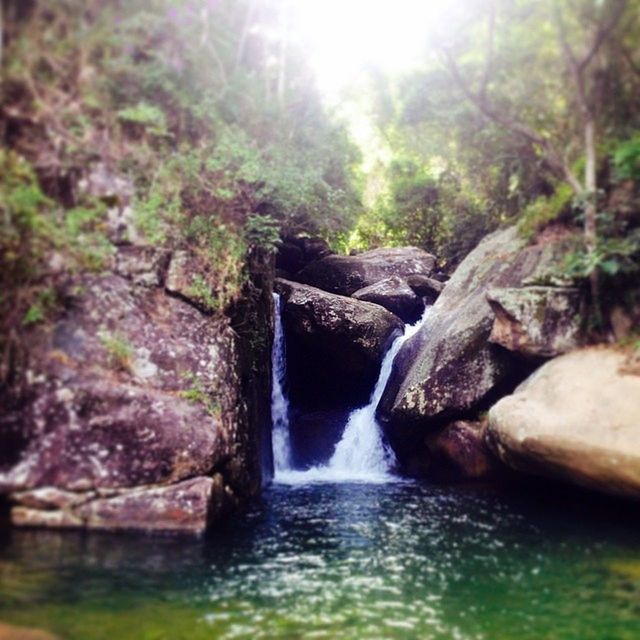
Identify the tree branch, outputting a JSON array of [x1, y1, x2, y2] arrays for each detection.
[[441, 47, 583, 193]]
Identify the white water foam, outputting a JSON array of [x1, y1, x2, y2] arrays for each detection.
[[271, 293, 292, 474], [274, 305, 431, 485]]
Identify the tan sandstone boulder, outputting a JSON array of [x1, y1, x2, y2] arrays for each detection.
[[487, 347, 640, 498]]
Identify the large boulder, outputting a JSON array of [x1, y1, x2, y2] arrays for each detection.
[[352, 276, 424, 323], [0, 247, 274, 534], [486, 348, 640, 499], [487, 286, 584, 358], [275, 278, 403, 408], [378, 226, 578, 463], [296, 247, 437, 296]]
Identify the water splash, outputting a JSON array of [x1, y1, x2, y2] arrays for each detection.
[[271, 293, 292, 475], [276, 305, 431, 485]]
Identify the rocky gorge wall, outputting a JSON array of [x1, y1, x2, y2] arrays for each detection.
[[0, 243, 275, 535]]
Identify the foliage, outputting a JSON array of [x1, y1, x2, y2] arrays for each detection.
[[179, 372, 220, 417], [99, 331, 134, 372], [613, 134, 640, 182], [518, 184, 575, 240], [244, 215, 281, 254]]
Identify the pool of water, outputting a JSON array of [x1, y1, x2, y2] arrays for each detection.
[[1, 481, 639, 639]]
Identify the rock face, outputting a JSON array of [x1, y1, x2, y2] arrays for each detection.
[[276, 236, 333, 276], [296, 247, 437, 297], [421, 420, 499, 482], [487, 348, 640, 498], [405, 274, 445, 303], [0, 247, 274, 534], [352, 276, 424, 323], [378, 226, 579, 465], [275, 278, 403, 407], [487, 286, 584, 358]]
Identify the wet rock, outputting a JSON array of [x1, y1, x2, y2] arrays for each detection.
[[296, 247, 436, 296], [77, 476, 224, 535], [405, 274, 445, 303], [275, 278, 403, 407], [422, 420, 498, 481], [487, 348, 640, 499], [378, 226, 577, 463], [487, 286, 584, 358], [352, 276, 424, 324], [289, 408, 353, 468]]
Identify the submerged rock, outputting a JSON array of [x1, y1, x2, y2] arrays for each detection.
[[275, 278, 403, 407], [487, 348, 640, 499], [487, 286, 584, 358], [378, 226, 577, 463], [296, 247, 436, 296], [352, 276, 424, 323]]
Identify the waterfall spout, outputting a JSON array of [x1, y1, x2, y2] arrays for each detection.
[[271, 293, 292, 475]]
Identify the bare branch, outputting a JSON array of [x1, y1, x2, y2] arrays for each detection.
[[579, 0, 627, 72], [441, 47, 583, 193], [480, 0, 496, 101]]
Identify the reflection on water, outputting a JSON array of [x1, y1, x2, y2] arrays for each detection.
[[0, 482, 639, 639]]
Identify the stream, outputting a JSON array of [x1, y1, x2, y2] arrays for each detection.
[[1, 481, 639, 639]]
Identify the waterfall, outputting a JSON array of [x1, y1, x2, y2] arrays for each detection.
[[271, 293, 292, 475], [275, 304, 431, 484]]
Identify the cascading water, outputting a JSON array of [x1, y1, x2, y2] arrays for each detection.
[[271, 293, 292, 475], [274, 303, 431, 484]]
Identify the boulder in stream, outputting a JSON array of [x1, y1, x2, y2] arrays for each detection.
[[275, 278, 403, 408], [352, 276, 424, 323], [378, 226, 580, 466], [487, 347, 640, 499], [296, 247, 437, 296]]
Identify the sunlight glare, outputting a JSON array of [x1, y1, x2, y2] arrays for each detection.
[[291, 0, 452, 99]]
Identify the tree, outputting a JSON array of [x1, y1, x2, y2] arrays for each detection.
[[440, 0, 629, 307]]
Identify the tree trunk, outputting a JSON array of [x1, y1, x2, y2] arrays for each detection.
[[584, 117, 600, 317]]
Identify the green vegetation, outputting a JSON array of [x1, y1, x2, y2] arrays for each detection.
[[1, 0, 638, 346], [99, 331, 134, 372], [179, 372, 220, 416], [0, 0, 362, 346]]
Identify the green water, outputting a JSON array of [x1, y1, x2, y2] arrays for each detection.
[[0, 482, 639, 639]]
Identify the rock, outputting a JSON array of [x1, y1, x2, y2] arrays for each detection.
[[421, 420, 498, 481], [10, 476, 226, 535], [296, 247, 437, 296], [352, 276, 424, 323], [275, 278, 403, 407], [0, 379, 222, 493], [0, 261, 273, 533], [487, 347, 640, 499], [378, 226, 578, 463], [76, 476, 223, 535], [405, 274, 445, 303], [0, 622, 60, 640], [78, 162, 134, 206], [276, 236, 333, 275], [288, 408, 352, 468], [114, 246, 171, 287], [487, 286, 584, 358]]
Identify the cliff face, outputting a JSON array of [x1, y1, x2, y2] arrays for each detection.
[[0, 245, 274, 535]]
